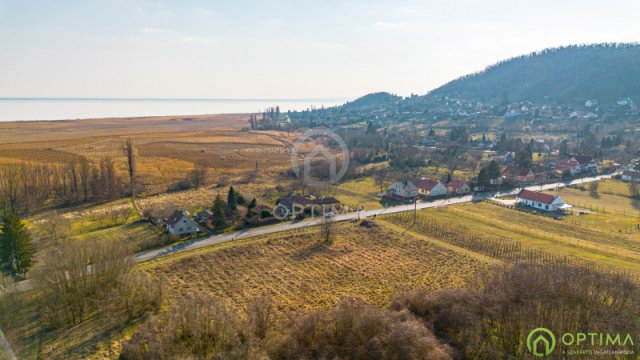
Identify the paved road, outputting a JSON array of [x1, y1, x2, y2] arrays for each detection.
[[135, 173, 616, 262]]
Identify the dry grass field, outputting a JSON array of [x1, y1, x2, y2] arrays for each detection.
[[5, 116, 640, 359], [0, 115, 302, 198], [145, 222, 492, 314], [1, 221, 493, 359], [6, 184, 640, 359]]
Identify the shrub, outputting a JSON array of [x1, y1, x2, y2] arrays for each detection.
[[394, 264, 640, 359], [120, 295, 248, 360], [33, 239, 162, 328], [267, 297, 452, 360]]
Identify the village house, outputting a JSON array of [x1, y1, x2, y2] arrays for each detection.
[[516, 189, 571, 212], [447, 179, 471, 195], [555, 159, 581, 176], [532, 140, 551, 153], [490, 176, 503, 185], [165, 210, 200, 237], [504, 166, 535, 184], [532, 164, 555, 181], [274, 195, 312, 217], [387, 180, 418, 200], [310, 197, 342, 214], [570, 155, 598, 172], [622, 170, 640, 183], [415, 178, 448, 198], [194, 209, 213, 224], [494, 151, 515, 164]]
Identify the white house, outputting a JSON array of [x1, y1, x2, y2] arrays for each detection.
[[447, 179, 471, 195], [622, 170, 640, 183], [415, 178, 448, 197], [516, 189, 571, 212], [388, 180, 418, 199], [556, 160, 581, 176], [570, 156, 598, 173], [165, 210, 199, 237]]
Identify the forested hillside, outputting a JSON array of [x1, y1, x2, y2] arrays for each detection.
[[427, 43, 640, 105]]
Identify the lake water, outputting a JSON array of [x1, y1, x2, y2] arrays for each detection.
[[0, 98, 349, 121]]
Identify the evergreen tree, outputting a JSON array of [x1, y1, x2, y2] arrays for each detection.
[[212, 195, 227, 229], [515, 144, 533, 168], [248, 198, 257, 210], [366, 121, 376, 134], [487, 160, 501, 180], [246, 198, 257, 218], [428, 128, 435, 137], [0, 214, 35, 280], [559, 140, 569, 157], [476, 168, 489, 187], [227, 186, 238, 213]]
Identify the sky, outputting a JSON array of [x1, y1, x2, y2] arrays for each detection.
[[1, 0, 639, 99]]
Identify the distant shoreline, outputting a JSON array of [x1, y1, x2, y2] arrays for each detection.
[[0, 97, 350, 122], [0, 97, 349, 102]]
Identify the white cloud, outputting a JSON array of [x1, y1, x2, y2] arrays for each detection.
[[179, 36, 215, 45], [374, 21, 405, 30], [194, 7, 215, 16], [142, 27, 169, 33], [310, 42, 347, 50]]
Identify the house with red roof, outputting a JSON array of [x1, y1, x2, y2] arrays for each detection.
[[504, 166, 535, 184], [415, 178, 448, 197], [516, 189, 571, 212], [570, 155, 598, 172], [555, 159, 581, 176], [447, 179, 471, 195]]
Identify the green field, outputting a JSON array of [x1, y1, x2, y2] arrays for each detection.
[[334, 176, 384, 209]]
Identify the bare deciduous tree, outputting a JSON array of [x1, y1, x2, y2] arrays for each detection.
[[100, 157, 119, 201], [247, 295, 276, 340], [374, 169, 387, 192], [123, 138, 137, 198], [187, 164, 208, 190], [78, 157, 91, 202], [0, 165, 20, 216], [629, 182, 640, 199], [319, 217, 335, 244], [32, 239, 155, 327]]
